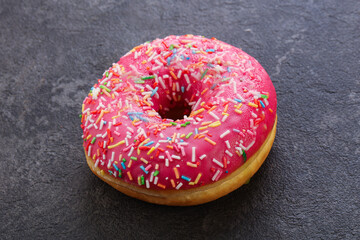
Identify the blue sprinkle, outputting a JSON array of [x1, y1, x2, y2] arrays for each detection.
[[180, 139, 184, 142], [234, 98, 242, 103], [181, 175, 191, 182], [225, 170, 228, 173], [129, 116, 134, 121], [210, 84, 217, 90], [140, 165, 148, 174], [233, 129, 240, 133], [227, 67, 231, 72], [167, 137, 172, 141], [127, 112, 144, 115], [151, 87, 159, 97], [181, 86, 185, 93], [108, 170, 114, 175], [113, 163, 119, 171], [206, 49, 215, 52], [138, 116, 148, 122], [121, 162, 126, 170], [180, 55, 185, 60], [144, 141, 154, 147], [259, 100, 265, 108], [186, 57, 190, 60], [167, 57, 171, 65], [103, 121, 107, 125], [207, 63, 215, 68], [195, 128, 199, 135]]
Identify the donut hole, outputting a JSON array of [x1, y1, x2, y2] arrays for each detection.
[[158, 99, 193, 121]]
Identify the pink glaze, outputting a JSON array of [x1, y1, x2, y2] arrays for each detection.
[[81, 35, 277, 190]]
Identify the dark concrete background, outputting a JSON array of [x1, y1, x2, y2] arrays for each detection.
[[0, 0, 359, 239]]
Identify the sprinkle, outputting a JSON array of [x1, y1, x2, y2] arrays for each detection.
[[248, 102, 258, 108], [212, 170, 221, 181], [146, 180, 150, 188], [208, 121, 221, 127], [140, 157, 148, 164], [141, 75, 155, 80], [185, 132, 193, 139], [234, 98, 242, 103], [120, 161, 126, 170], [225, 150, 233, 157], [91, 137, 96, 144], [113, 163, 119, 171], [181, 175, 191, 182], [130, 156, 137, 161], [153, 170, 159, 176], [235, 109, 243, 114], [200, 69, 208, 80], [157, 183, 166, 189], [192, 147, 196, 162], [173, 168, 180, 179], [194, 173, 202, 184], [99, 85, 111, 92], [151, 87, 159, 97], [107, 140, 125, 149], [204, 137, 216, 145], [176, 182, 183, 190], [147, 147, 155, 155], [199, 154, 207, 160], [186, 162, 197, 168], [242, 151, 247, 162], [140, 165, 148, 174], [126, 171, 133, 180], [144, 141, 154, 146], [141, 176, 145, 185], [212, 158, 224, 168], [259, 100, 265, 108], [220, 130, 230, 138], [225, 140, 231, 149]]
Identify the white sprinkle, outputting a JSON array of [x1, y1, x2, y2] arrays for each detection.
[[87, 146, 91, 156], [103, 141, 107, 149], [212, 158, 224, 168], [220, 130, 230, 138], [176, 182, 183, 190], [199, 154, 207, 160], [171, 154, 181, 160], [181, 146, 186, 156], [193, 98, 202, 111], [102, 132, 107, 138], [165, 158, 169, 167], [125, 137, 129, 146], [154, 176, 159, 185], [128, 147, 134, 157], [225, 150, 233, 157], [225, 140, 231, 149], [87, 123, 94, 129], [212, 170, 221, 181], [99, 120, 104, 130], [146, 180, 150, 189], [184, 74, 190, 84], [245, 140, 255, 151], [93, 124, 98, 130], [221, 115, 229, 122], [177, 70, 182, 79], [251, 112, 258, 118], [209, 111, 219, 120], [94, 159, 99, 168], [150, 172, 154, 182], [192, 147, 196, 162], [235, 147, 243, 155], [186, 83, 192, 92]]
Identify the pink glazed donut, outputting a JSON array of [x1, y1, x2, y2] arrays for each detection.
[[81, 35, 277, 206]]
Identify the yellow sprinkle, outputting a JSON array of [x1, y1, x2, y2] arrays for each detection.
[[248, 102, 258, 108], [195, 173, 202, 184], [111, 93, 115, 99], [82, 104, 84, 113], [208, 121, 221, 127], [107, 140, 125, 149], [198, 126, 208, 131], [191, 108, 205, 116], [235, 109, 243, 115], [111, 115, 121, 119], [186, 162, 197, 168], [201, 121, 212, 126], [180, 134, 186, 138], [140, 157, 149, 164], [207, 106, 217, 112], [86, 135, 92, 140], [127, 160, 132, 168], [222, 112, 229, 116], [189, 182, 195, 185], [173, 167, 180, 179], [92, 154, 96, 160], [145, 47, 153, 55], [127, 171, 133, 181], [102, 89, 111, 97], [100, 170, 104, 176], [236, 103, 243, 109], [141, 60, 147, 64], [204, 137, 216, 145]]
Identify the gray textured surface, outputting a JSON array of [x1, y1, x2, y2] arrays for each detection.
[[1, 0, 359, 239]]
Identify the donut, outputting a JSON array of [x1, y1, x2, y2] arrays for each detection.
[[80, 35, 277, 206]]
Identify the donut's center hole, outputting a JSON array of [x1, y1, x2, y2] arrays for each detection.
[[158, 100, 193, 121]]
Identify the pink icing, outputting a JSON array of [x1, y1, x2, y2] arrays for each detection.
[[81, 35, 277, 190]]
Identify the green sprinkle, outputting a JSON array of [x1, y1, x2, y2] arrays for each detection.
[[105, 71, 109, 77], [141, 176, 145, 185], [200, 69, 208, 80], [103, 82, 107, 85], [242, 151, 247, 162], [141, 75, 155, 80], [79, 114, 82, 118], [261, 94, 269, 99], [185, 132, 193, 139], [221, 77, 230, 82], [185, 121, 191, 125], [118, 169, 122, 178], [122, 158, 126, 162], [153, 170, 159, 176], [130, 156, 137, 161], [91, 137, 96, 144], [181, 123, 186, 127], [99, 85, 111, 92], [170, 122, 177, 126], [169, 44, 174, 50]]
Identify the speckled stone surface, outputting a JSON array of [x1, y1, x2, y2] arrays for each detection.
[[0, 1, 359, 239]]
